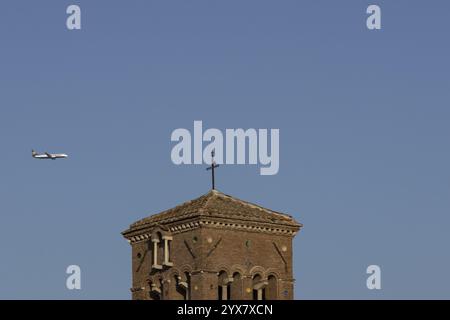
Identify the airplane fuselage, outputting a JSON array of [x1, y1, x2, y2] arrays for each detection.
[[32, 150, 68, 160]]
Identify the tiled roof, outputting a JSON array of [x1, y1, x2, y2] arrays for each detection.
[[125, 189, 301, 232]]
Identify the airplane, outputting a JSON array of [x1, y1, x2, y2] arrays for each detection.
[[32, 150, 68, 160]]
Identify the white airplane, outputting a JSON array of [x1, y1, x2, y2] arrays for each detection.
[[32, 150, 68, 160]]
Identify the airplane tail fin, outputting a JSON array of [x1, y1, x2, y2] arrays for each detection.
[[32, 150, 37, 157]]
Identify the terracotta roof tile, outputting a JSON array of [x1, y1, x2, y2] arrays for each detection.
[[127, 189, 301, 231]]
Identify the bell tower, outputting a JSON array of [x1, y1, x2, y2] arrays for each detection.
[[122, 189, 302, 300]]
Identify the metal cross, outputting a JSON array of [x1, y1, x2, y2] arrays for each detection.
[[206, 149, 219, 190]]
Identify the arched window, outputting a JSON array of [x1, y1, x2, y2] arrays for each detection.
[[266, 275, 278, 300], [252, 274, 266, 300], [230, 272, 243, 300], [149, 280, 161, 300], [172, 275, 186, 300], [218, 271, 230, 300]]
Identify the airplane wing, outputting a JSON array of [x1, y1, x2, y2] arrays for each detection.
[[45, 152, 54, 158]]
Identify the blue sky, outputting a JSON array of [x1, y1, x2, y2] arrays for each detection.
[[0, 1, 449, 299]]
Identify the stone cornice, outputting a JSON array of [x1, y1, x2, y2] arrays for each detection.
[[124, 216, 300, 244]]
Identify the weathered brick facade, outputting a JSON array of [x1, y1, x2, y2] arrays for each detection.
[[122, 189, 302, 300]]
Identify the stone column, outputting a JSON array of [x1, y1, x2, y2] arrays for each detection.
[[253, 281, 268, 301], [257, 289, 263, 300], [152, 238, 162, 269], [221, 284, 228, 300], [179, 279, 189, 300], [162, 235, 173, 266]]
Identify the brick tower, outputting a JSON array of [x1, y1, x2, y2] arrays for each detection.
[[122, 189, 302, 300]]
